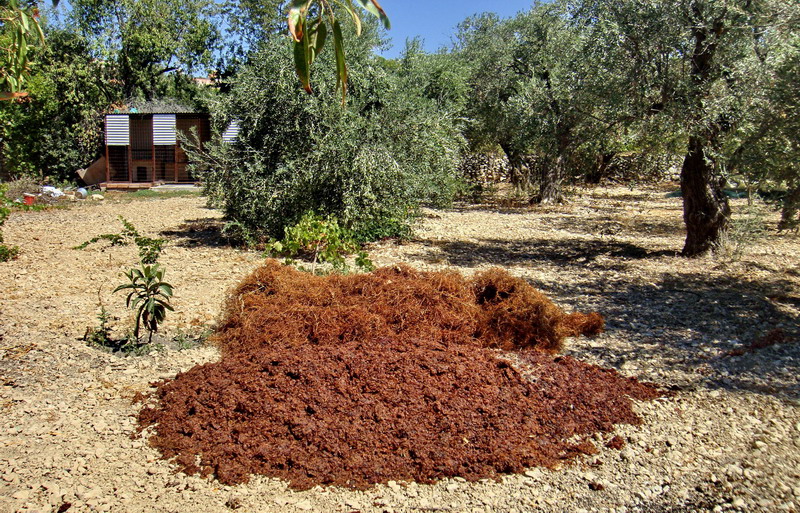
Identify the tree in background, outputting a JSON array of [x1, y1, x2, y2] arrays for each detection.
[[396, 38, 469, 115], [69, 0, 220, 100], [0, 28, 116, 178], [728, 33, 800, 230], [456, 3, 624, 203], [577, 0, 798, 256], [191, 21, 464, 243]]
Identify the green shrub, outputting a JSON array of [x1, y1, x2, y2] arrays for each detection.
[[190, 33, 464, 244], [0, 184, 19, 262], [266, 212, 374, 274]]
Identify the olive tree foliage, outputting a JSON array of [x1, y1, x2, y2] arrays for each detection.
[[455, 2, 626, 203], [726, 27, 800, 230], [69, 0, 220, 100], [396, 38, 470, 114], [575, 0, 799, 256], [191, 24, 464, 243]]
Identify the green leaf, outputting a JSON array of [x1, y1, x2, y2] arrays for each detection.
[[34, 17, 45, 43], [294, 30, 312, 93], [18, 37, 27, 67], [311, 20, 327, 60], [288, 7, 304, 42], [339, 0, 363, 36], [19, 10, 29, 32], [332, 19, 348, 104], [353, 0, 390, 29]]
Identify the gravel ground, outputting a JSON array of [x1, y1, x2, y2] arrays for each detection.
[[0, 185, 798, 513]]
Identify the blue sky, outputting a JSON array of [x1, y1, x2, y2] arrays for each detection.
[[377, 0, 534, 58], [44, 0, 535, 61]]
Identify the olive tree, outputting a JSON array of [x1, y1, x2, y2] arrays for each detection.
[[456, 3, 623, 203], [576, 0, 798, 256], [192, 26, 464, 243]]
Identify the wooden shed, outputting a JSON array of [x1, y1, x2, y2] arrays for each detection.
[[100, 106, 210, 188]]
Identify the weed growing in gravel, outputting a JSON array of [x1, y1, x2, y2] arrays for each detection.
[[172, 327, 212, 351], [265, 212, 374, 275], [84, 306, 113, 348], [714, 205, 768, 262], [0, 185, 19, 262], [75, 216, 165, 264]]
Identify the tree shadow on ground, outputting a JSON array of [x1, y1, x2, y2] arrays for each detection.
[[412, 237, 798, 399], [160, 218, 231, 248], [568, 272, 799, 400], [546, 215, 685, 238], [411, 237, 676, 269]]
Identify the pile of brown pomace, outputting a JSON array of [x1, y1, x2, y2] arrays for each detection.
[[137, 261, 661, 489]]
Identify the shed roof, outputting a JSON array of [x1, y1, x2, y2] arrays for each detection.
[[111, 98, 199, 115]]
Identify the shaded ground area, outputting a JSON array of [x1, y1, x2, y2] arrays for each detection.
[[418, 238, 674, 268], [160, 217, 228, 248], [139, 263, 658, 489]]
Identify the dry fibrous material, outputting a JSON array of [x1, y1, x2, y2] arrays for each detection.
[[215, 261, 604, 356], [137, 261, 660, 489]]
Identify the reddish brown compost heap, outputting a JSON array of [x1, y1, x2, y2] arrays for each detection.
[[214, 262, 604, 356], [137, 261, 661, 489]]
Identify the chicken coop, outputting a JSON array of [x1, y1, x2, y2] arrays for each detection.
[[102, 111, 211, 188]]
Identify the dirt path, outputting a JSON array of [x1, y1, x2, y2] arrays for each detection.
[[1, 186, 798, 513]]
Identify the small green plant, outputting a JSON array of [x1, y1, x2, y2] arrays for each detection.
[[265, 212, 374, 274], [84, 305, 113, 347], [0, 184, 19, 262], [0, 244, 19, 261], [75, 216, 165, 264], [113, 263, 174, 344], [171, 327, 212, 351]]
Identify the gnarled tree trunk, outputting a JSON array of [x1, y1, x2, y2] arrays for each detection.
[[679, 9, 732, 257], [778, 183, 800, 232], [537, 129, 570, 204], [499, 142, 530, 190], [539, 156, 564, 204], [680, 136, 730, 256]]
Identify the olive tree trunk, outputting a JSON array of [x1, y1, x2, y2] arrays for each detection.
[[537, 130, 570, 204], [499, 142, 531, 190], [778, 184, 800, 231], [680, 136, 730, 256]]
